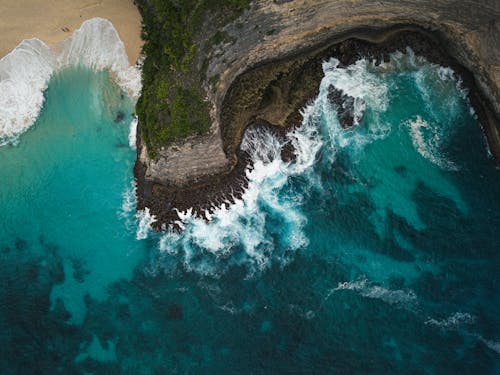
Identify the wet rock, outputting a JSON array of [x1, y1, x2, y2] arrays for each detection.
[[281, 142, 296, 163], [327, 85, 361, 129]]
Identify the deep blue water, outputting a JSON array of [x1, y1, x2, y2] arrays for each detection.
[[0, 52, 499, 374]]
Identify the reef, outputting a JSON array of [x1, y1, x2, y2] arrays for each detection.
[[134, 0, 500, 229]]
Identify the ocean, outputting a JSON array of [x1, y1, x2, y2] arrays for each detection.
[[0, 24, 499, 373]]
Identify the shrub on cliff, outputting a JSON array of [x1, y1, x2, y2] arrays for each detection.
[[135, 0, 249, 157]]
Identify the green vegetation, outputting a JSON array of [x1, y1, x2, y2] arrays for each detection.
[[135, 0, 249, 157]]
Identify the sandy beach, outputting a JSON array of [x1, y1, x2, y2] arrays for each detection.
[[0, 0, 143, 65]]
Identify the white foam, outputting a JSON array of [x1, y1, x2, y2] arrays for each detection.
[[121, 180, 137, 215], [405, 115, 458, 170], [58, 18, 142, 99], [129, 115, 138, 149], [0, 39, 57, 145], [0, 18, 141, 145], [425, 312, 476, 330], [316, 56, 391, 157], [136, 208, 156, 240], [323, 58, 388, 113], [333, 279, 418, 307], [156, 125, 315, 276]]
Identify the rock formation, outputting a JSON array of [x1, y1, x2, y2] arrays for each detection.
[[135, 0, 500, 228]]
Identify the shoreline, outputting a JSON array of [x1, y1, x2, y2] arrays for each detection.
[[0, 0, 143, 65], [0, 18, 142, 145], [136, 26, 499, 231]]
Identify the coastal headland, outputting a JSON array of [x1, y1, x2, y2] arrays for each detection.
[[1, 1, 497, 230], [134, 0, 499, 229]]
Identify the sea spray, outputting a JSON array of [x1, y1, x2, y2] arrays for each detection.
[[154, 125, 311, 276], [145, 49, 474, 277]]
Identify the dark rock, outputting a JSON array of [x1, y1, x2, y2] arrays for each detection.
[[52, 298, 72, 321], [14, 238, 27, 251], [327, 85, 361, 128], [71, 259, 89, 283], [281, 142, 296, 163], [48, 258, 65, 284], [114, 111, 125, 123], [25, 263, 39, 282], [136, 27, 499, 231], [167, 304, 183, 320], [394, 165, 408, 176]]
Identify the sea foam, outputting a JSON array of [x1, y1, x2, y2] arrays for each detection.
[[0, 17, 141, 145], [332, 279, 418, 307], [405, 115, 458, 171], [153, 125, 313, 276]]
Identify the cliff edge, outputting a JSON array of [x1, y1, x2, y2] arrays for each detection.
[[135, 0, 500, 228]]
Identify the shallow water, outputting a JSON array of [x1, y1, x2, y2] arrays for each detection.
[[0, 52, 499, 374]]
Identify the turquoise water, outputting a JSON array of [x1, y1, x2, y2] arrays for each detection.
[[0, 53, 499, 373]]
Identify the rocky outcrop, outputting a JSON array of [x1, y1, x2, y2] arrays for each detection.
[[135, 0, 499, 228]]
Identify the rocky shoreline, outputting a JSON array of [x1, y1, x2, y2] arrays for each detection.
[[135, 25, 499, 230]]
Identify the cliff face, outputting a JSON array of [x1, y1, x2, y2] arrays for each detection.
[[136, 0, 499, 226]]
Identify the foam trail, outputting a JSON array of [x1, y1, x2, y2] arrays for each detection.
[[0, 18, 141, 145], [405, 115, 458, 170], [425, 312, 476, 330], [332, 280, 418, 307]]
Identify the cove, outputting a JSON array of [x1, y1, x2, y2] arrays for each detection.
[[0, 51, 499, 373]]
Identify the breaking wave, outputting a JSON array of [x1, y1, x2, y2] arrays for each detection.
[[153, 125, 313, 276], [143, 48, 473, 277], [0, 17, 141, 145], [136, 208, 156, 241]]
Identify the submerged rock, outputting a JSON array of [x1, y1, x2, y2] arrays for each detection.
[[114, 111, 125, 123], [167, 304, 183, 321]]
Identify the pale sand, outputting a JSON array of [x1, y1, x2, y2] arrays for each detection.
[[0, 0, 143, 65]]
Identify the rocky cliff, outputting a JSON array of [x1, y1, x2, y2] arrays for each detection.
[[135, 0, 500, 228]]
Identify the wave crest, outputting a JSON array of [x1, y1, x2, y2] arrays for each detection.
[[0, 18, 141, 145]]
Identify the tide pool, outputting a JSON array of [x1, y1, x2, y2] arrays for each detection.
[[0, 51, 499, 373]]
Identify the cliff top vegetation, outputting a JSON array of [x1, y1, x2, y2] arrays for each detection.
[[135, 0, 249, 157]]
